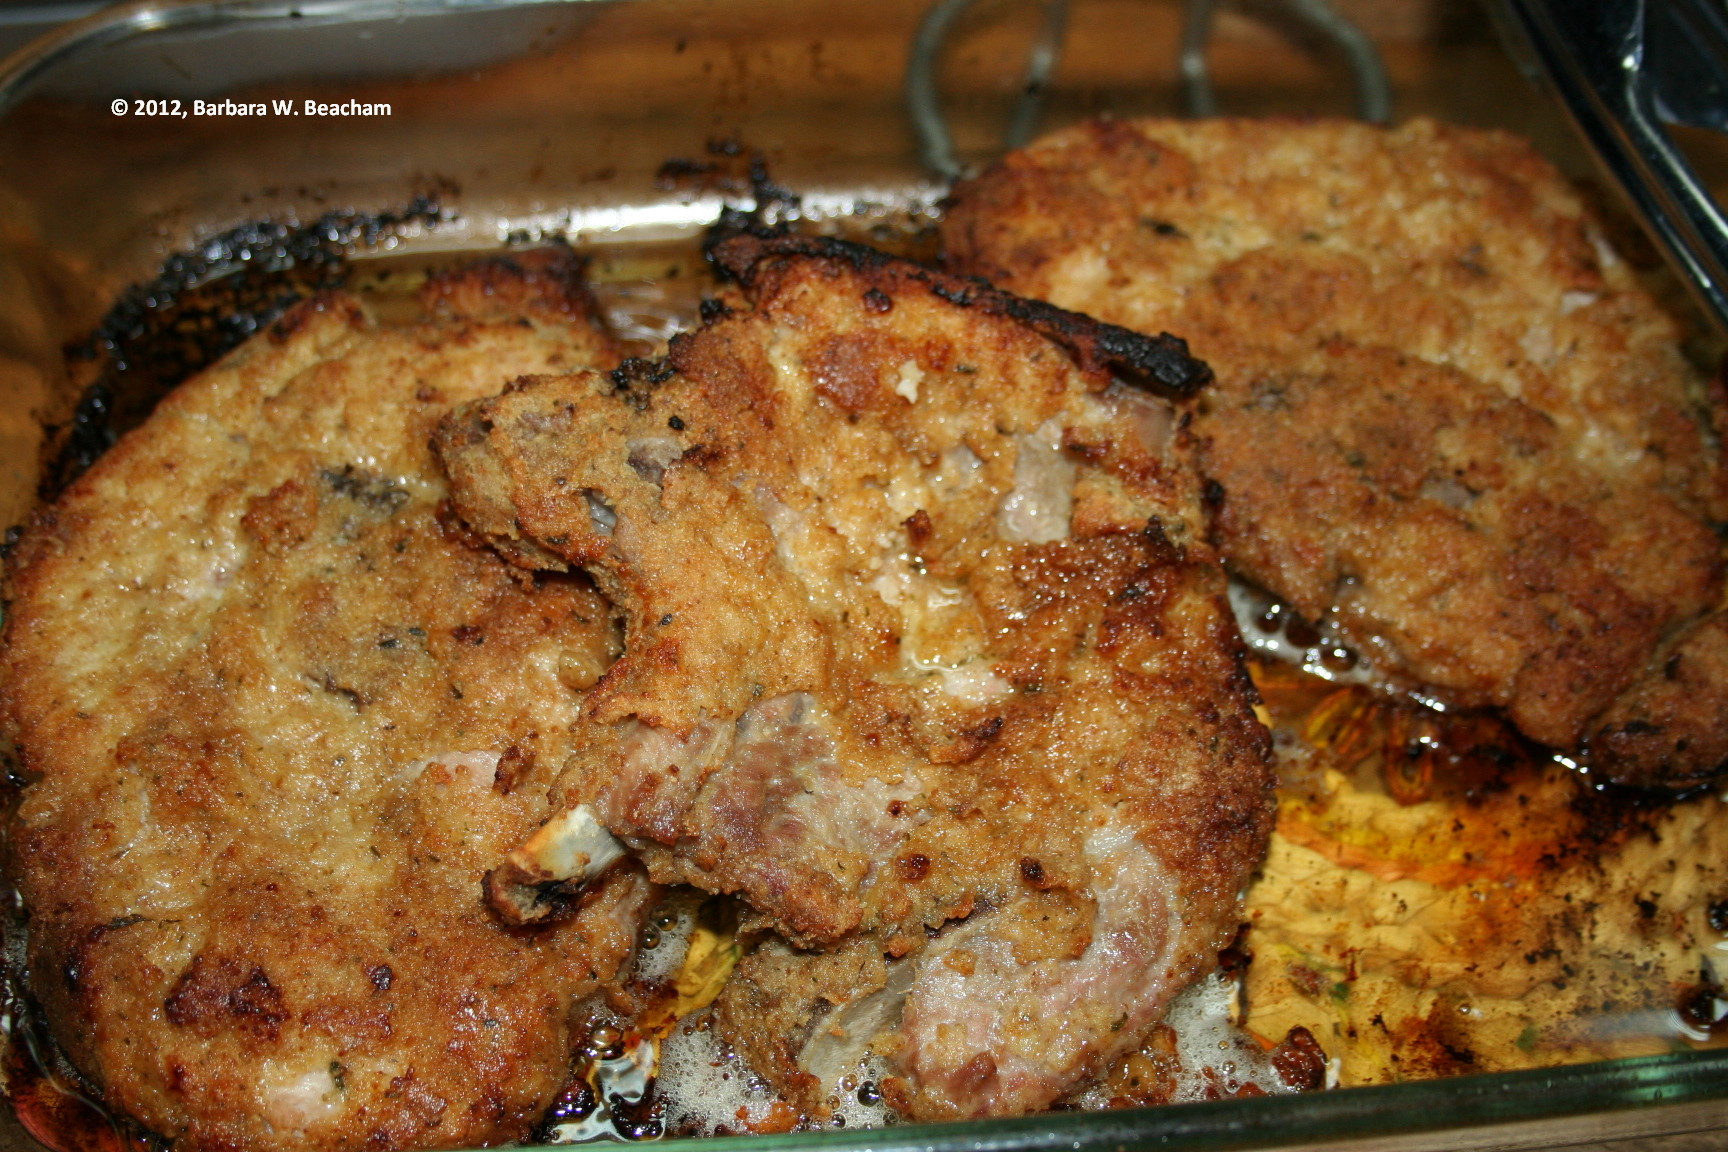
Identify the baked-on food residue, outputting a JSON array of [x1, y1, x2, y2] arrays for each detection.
[[0, 254, 651, 1152], [1242, 659, 1728, 1085], [943, 116, 1728, 788], [434, 226, 1274, 1121]]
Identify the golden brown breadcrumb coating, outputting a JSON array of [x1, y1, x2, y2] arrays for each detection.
[[942, 117, 1728, 786], [436, 229, 1272, 1120], [1, 255, 648, 1152]]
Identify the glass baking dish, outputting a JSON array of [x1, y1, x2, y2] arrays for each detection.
[[1, 1, 1727, 1149]]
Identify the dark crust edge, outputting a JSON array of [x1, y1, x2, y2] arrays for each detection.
[[703, 219, 1214, 400]]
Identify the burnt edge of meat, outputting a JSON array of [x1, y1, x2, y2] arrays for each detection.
[[703, 217, 1214, 401], [39, 198, 449, 502], [1588, 722, 1728, 790]]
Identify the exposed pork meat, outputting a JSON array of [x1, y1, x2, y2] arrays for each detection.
[[436, 229, 1273, 1118]]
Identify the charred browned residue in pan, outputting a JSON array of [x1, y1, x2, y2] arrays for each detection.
[[1243, 652, 1728, 1088], [656, 140, 801, 218], [1268, 1027, 1327, 1091], [41, 198, 446, 502], [2, 1041, 150, 1152]]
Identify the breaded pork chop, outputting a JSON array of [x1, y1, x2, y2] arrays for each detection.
[[943, 117, 1728, 786], [1, 256, 650, 1152], [437, 229, 1273, 1119]]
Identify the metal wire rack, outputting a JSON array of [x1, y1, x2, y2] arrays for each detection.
[[904, 0, 1392, 181]]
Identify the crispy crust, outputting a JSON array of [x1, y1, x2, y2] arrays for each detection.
[[438, 232, 1272, 1119], [1, 253, 647, 1152], [943, 117, 1728, 782], [1588, 612, 1728, 786], [706, 224, 1214, 399]]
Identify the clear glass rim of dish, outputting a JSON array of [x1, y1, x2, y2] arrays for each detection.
[[0, 0, 610, 115], [629, 1049, 1728, 1152]]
